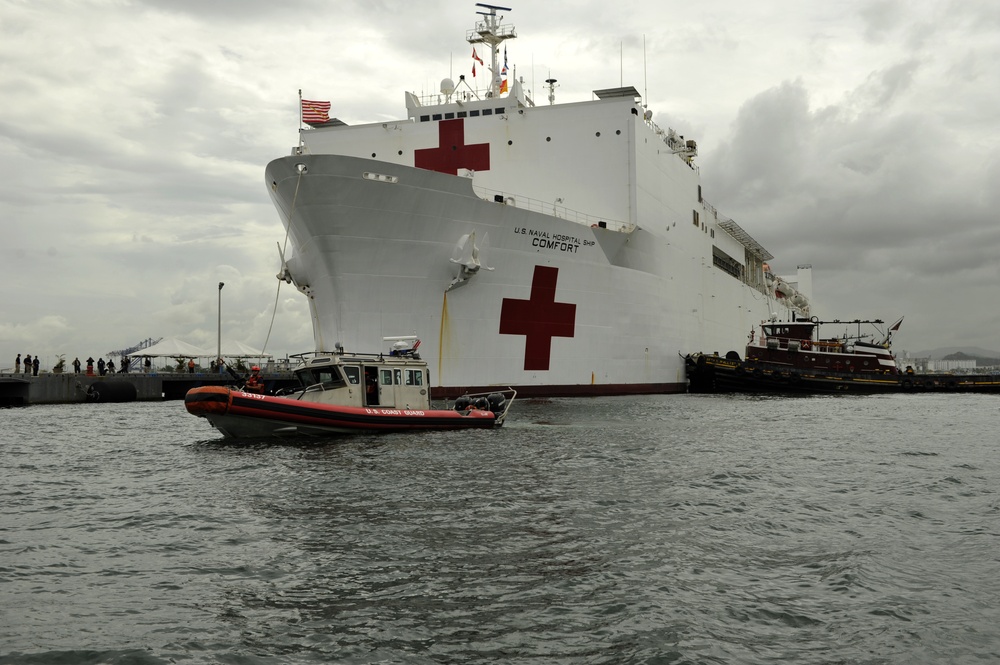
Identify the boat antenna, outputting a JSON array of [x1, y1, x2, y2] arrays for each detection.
[[620, 40, 623, 87], [545, 75, 558, 105], [643, 34, 647, 106], [297, 88, 303, 147]]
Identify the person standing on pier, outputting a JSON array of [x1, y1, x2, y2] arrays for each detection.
[[23, 354, 31, 376], [144, 356, 151, 373], [73, 357, 81, 373], [32, 356, 39, 376], [86, 357, 95, 375], [121, 356, 129, 373], [97, 357, 106, 376], [15, 354, 21, 374], [107, 359, 115, 374]]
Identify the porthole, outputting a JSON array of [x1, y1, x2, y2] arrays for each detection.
[[596, 132, 601, 137], [508, 140, 513, 145], [546, 137, 551, 142], [616, 130, 621, 135]]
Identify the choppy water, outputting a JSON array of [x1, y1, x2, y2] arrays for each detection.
[[2, 393, 999, 664]]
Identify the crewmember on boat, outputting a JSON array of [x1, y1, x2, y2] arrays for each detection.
[[245, 366, 264, 393]]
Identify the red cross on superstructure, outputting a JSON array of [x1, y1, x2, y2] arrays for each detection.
[[499, 266, 577, 371], [414, 119, 490, 175]]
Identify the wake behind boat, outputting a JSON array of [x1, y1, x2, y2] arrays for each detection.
[[185, 338, 515, 438]]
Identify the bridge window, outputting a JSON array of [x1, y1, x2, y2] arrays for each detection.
[[406, 369, 424, 386], [380, 369, 393, 385]]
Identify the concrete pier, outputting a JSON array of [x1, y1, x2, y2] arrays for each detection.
[[0, 372, 297, 406]]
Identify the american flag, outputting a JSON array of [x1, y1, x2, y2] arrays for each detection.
[[301, 99, 331, 125]]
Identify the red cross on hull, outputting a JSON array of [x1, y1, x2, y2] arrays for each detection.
[[414, 119, 490, 175], [499, 266, 577, 371]]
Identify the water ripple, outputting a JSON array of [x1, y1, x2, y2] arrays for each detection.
[[2, 395, 1000, 663]]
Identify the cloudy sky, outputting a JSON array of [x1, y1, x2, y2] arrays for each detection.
[[2, 0, 999, 372]]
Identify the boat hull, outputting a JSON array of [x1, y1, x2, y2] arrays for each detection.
[[185, 386, 500, 438], [685, 353, 902, 394]]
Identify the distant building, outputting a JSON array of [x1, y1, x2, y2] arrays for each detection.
[[895, 353, 977, 373], [927, 359, 977, 372]]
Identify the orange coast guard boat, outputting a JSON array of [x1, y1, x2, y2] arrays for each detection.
[[185, 337, 515, 438]]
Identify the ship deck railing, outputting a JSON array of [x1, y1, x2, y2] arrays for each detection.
[[472, 185, 635, 233], [760, 338, 845, 353]]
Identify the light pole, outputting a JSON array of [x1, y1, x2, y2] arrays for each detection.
[[217, 282, 224, 373]]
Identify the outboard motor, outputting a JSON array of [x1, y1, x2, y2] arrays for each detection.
[[453, 395, 471, 412], [486, 392, 506, 414], [473, 396, 490, 411]]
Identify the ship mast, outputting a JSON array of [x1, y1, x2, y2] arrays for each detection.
[[467, 3, 516, 99]]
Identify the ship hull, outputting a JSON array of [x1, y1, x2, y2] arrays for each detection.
[[266, 154, 791, 397]]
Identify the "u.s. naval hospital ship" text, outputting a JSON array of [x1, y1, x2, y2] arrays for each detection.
[[266, 3, 811, 397]]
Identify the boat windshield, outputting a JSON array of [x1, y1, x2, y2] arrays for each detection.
[[295, 366, 347, 390]]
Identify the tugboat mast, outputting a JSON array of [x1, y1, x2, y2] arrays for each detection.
[[467, 3, 516, 98]]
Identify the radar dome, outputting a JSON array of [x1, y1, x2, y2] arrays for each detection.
[[440, 78, 456, 95]]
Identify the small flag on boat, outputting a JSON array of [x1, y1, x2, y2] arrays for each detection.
[[301, 99, 331, 125], [472, 47, 484, 65], [879, 316, 904, 346]]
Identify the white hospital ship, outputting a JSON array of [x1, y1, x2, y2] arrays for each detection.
[[266, 3, 810, 396]]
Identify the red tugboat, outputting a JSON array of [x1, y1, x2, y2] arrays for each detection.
[[685, 317, 904, 393], [185, 338, 515, 438]]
